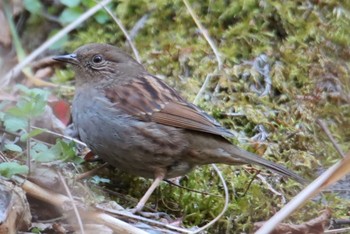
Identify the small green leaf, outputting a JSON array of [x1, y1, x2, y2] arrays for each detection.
[[81, 0, 95, 8], [31, 142, 49, 152], [0, 162, 28, 177], [15, 84, 30, 94], [32, 140, 78, 163], [57, 140, 77, 160], [29, 95, 47, 117], [0, 101, 10, 111], [94, 11, 109, 24], [20, 128, 44, 141], [49, 31, 69, 50], [16, 85, 50, 99], [31, 227, 42, 234], [0, 112, 5, 121], [60, 0, 81, 7], [33, 148, 58, 162], [6, 105, 27, 117], [4, 116, 27, 132], [4, 143, 23, 152], [23, 0, 43, 14], [59, 7, 83, 25]]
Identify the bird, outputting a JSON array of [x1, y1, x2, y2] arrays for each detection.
[[53, 43, 305, 213]]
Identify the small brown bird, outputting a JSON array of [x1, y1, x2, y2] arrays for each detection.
[[53, 43, 305, 212]]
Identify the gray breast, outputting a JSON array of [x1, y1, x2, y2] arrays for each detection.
[[72, 87, 193, 178]]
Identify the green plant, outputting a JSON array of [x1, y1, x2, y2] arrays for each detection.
[[0, 85, 81, 177]]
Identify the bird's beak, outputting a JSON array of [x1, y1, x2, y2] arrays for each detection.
[[53, 53, 78, 65]]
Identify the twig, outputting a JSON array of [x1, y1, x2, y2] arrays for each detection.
[[75, 163, 108, 181], [14, 175, 71, 207], [30, 56, 59, 70], [129, 14, 150, 40], [58, 172, 85, 234], [97, 205, 192, 234], [0, 151, 9, 162], [13, 175, 148, 233], [222, 112, 246, 117], [4, 1, 57, 88], [325, 227, 350, 233], [165, 179, 221, 198], [86, 212, 148, 234], [256, 152, 350, 234], [317, 119, 345, 158], [26, 119, 31, 173], [102, 6, 141, 63], [182, 0, 222, 70], [1, 0, 112, 88], [191, 164, 229, 234], [241, 170, 259, 197], [30, 126, 87, 147], [185, 3, 229, 230], [256, 174, 286, 204], [184, 0, 224, 105], [0, 127, 54, 147], [193, 73, 218, 105]]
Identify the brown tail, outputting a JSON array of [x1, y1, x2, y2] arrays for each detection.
[[226, 146, 307, 184]]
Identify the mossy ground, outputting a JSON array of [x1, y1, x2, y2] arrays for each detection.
[[49, 0, 350, 233]]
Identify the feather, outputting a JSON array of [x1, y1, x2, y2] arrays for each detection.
[[104, 75, 234, 138]]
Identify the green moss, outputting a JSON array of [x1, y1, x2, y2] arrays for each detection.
[[51, 0, 350, 232]]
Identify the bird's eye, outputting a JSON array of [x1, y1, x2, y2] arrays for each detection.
[[92, 55, 103, 64]]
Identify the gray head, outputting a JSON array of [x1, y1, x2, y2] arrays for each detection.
[[53, 43, 144, 85]]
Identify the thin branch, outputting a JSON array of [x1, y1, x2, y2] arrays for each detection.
[[129, 14, 150, 40], [183, 0, 223, 104], [58, 172, 85, 234], [97, 205, 193, 234], [241, 170, 259, 197], [26, 119, 31, 173], [256, 152, 350, 234], [193, 73, 218, 105], [14, 176, 148, 233], [1, 0, 112, 88], [102, 6, 141, 63], [256, 174, 286, 204], [325, 227, 350, 233], [75, 163, 108, 181], [30, 126, 87, 147], [165, 179, 221, 197], [185, 4, 229, 228], [183, 0, 222, 70], [317, 119, 345, 158], [192, 164, 229, 234]]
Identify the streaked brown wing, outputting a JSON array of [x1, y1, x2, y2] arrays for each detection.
[[105, 75, 233, 137]]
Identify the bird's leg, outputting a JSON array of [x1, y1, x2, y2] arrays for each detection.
[[132, 170, 166, 213]]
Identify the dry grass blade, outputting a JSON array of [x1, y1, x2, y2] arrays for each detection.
[[182, 0, 222, 70], [193, 73, 219, 105], [317, 119, 345, 158], [183, 0, 223, 105], [97, 206, 193, 234], [31, 126, 87, 147], [191, 164, 229, 233], [102, 6, 141, 63], [256, 151, 350, 234], [255, 209, 331, 233], [13, 175, 148, 234], [1, 0, 112, 89], [58, 172, 85, 234], [325, 227, 350, 233]]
